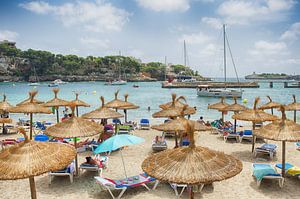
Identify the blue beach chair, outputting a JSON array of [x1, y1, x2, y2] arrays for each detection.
[[140, 119, 150, 130], [252, 164, 284, 188]]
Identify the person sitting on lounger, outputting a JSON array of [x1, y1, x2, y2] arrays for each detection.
[[85, 156, 102, 168]]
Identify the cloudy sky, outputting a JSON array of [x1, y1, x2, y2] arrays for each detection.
[[0, 0, 299, 77]]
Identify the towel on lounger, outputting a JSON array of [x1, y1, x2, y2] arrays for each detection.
[[253, 164, 278, 181]]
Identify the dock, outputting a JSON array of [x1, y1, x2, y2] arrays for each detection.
[[162, 81, 259, 89]]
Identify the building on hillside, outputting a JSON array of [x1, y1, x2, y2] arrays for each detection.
[[0, 40, 16, 48]]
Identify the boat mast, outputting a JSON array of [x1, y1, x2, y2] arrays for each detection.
[[164, 56, 167, 81], [184, 40, 187, 67], [223, 24, 227, 89]]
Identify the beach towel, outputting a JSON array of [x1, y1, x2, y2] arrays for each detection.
[[253, 164, 278, 181], [287, 167, 300, 176], [257, 144, 277, 152]]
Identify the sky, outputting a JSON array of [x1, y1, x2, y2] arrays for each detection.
[[0, 0, 299, 77]]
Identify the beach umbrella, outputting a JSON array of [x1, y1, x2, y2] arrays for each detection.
[[284, 95, 300, 122], [254, 106, 300, 177], [142, 122, 242, 199], [9, 91, 52, 140], [0, 128, 76, 199], [0, 118, 12, 135], [221, 97, 247, 133], [117, 94, 139, 123], [159, 94, 187, 109], [0, 94, 14, 134], [94, 134, 144, 178], [258, 96, 281, 115], [16, 92, 44, 106], [44, 105, 104, 175], [232, 98, 278, 152], [153, 94, 195, 118], [208, 97, 229, 122], [82, 96, 123, 120], [105, 90, 134, 109], [70, 92, 90, 117], [43, 88, 69, 123]]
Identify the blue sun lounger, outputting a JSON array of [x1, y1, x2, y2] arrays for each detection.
[[252, 164, 284, 188]]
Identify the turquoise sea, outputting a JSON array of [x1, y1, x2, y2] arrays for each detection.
[[0, 80, 299, 124]]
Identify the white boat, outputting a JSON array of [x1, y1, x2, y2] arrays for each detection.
[[105, 79, 127, 85], [53, 79, 67, 84], [197, 85, 242, 98], [48, 83, 59, 87], [28, 82, 40, 86], [197, 24, 243, 98], [28, 65, 40, 86]]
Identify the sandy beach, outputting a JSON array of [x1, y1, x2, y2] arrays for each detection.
[[1, 125, 300, 199]]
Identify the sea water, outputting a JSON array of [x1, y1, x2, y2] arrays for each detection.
[[0, 80, 299, 124]]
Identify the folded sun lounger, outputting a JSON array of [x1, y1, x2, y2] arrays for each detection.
[[95, 173, 155, 199], [252, 164, 284, 188], [254, 143, 277, 160]]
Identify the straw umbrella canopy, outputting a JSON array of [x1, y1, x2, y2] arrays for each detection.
[[0, 94, 13, 113], [142, 122, 242, 199], [44, 105, 104, 175], [232, 98, 278, 152], [284, 95, 300, 122], [258, 96, 281, 115], [9, 91, 52, 140], [117, 94, 139, 123], [254, 106, 300, 177], [159, 94, 187, 109], [0, 94, 14, 134], [0, 118, 12, 124], [43, 88, 69, 123], [0, 128, 76, 199], [105, 91, 134, 109], [16, 93, 44, 106], [221, 97, 248, 133], [153, 94, 195, 118], [70, 92, 90, 117], [208, 97, 229, 122], [82, 96, 124, 120]]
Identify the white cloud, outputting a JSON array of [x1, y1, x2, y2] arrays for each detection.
[[20, 1, 130, 32], [79, 37, 110, 49], [249, 40, 287, 56], [280, 22, 300, 41], [217, 0, 296, 25], [201, 17, 222, 29], [0, 30, 18, 41], [179, 32, 212, 44], [135, 0, 190, 12]]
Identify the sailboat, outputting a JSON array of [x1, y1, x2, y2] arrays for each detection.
[[197, 24, 242, 98], [105, 53, 127, 86], [28, 65, 40, 86]]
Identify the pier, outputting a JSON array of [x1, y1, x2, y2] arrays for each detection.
[[162, 81, 259, 89]]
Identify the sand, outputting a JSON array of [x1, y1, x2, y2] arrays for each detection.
[[1, 126, 300, 199]]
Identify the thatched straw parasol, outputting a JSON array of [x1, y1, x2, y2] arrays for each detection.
[[221, 97, 247, 133], [82, 96, 124, 120], [232, 98, 278, 152], [0, 94, 13, 113], [0, 128, 76, 199], [0, 118, 12, 124], [0, 94, 14, 134], [254, 106, 300, 177], [70, 92, 90, 117], [16, 92, 44, 106], [142, 122, 242, 199], [9, 91, 52, 140], [284, 95, 300, 122], [43, 88, 69, 123], [44, 104, 104, 175], [258, 96, 281, 115], [117, 94, 139, 123], [153, 94, 195, 118], [159, 94, 187, 109], [105, 90, 134, 109], [208, 97, 229, 122]]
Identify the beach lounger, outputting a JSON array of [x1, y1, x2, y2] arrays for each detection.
[[94, 173, 155, 199], [80, 156, 108, 175], [152, 135, 167, 152], [49, 161, 75, 184], [275, 163, 300, 179], [223, 131, 240, 142], [113, 118, 122, 125], [239, 130, 253, 142], [140, 119, 150, 130], [117, 125, 130, 135], [252, 164, 284, 188], [296, 142, 300, 150], [254, 144, 277, 160]]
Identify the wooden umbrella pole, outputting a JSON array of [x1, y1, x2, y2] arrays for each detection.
[[271, 108, 274, 115], [76, 106, 79, 117], [125, 109, 127, 123], [282, 141, 286, 178], [29, 177, 37, 199], [294, 110, 297, 122], [174, 131, 178, 148], [221, 112, 224, 123], [234, 119, 237, 133], [74, 138, 78, 176], [2, 123, 4, 134], [251, 122, 256, 153], [190, 185, 194, 199], [56, 107, 59, 123], [30, 113, 33, 140]]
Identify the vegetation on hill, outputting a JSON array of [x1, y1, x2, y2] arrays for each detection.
[[0, 43, 202, 81]]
